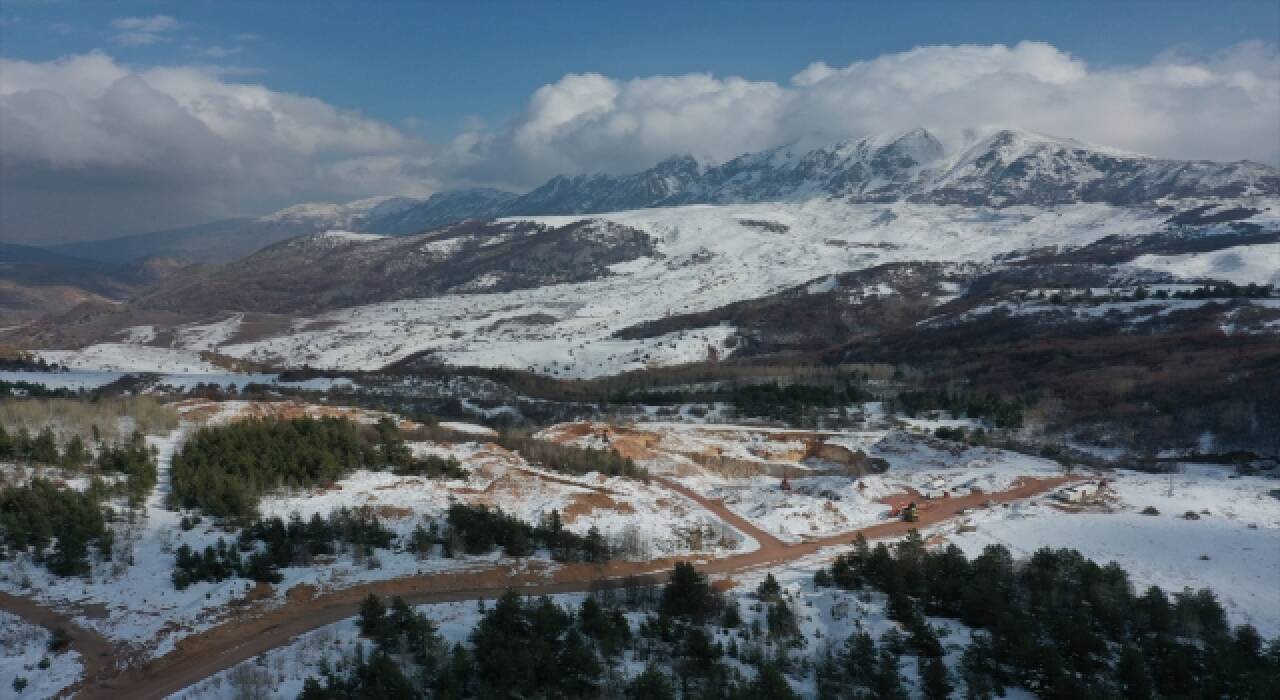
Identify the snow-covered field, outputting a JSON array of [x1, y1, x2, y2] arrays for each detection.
[[40, 343, 228, 374], [0, 611, 83, 698], [940, 464, 1280, 636], [40, 198, 1278, 377], [1126, 242, 1280, 287]]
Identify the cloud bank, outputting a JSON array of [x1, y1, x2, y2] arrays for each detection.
[[2, 41, 1278, 243]]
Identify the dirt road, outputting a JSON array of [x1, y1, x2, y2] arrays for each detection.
[[0, 591, 117, 698], [5, 474, 1067, 699]]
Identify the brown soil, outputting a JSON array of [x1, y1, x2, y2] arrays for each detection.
[[286, 584, 317, 604], [561, 492, 635, 523], [0, 591, 117, 698], [372, 505, 416, 519]]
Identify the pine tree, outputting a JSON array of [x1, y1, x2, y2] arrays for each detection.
[[558, 628, 602, 696], [358, 594, 387, 640], [919, 654, 954, 700], [757, 573, 782, 600], [662, 561, 716, 622], [750, 661, 800, 699], [627, 664, 675, 700], [30, 427, 60, 464], [872, 648, 909, 700]]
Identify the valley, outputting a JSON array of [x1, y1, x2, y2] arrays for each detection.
[[2, 126, 1277, 699]]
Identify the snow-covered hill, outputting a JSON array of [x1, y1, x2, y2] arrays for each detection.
[[38, 197, 1268, 377]]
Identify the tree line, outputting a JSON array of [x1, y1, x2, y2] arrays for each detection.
[[169, 416, 463, 520], [172, 506, 397, 589], [817, 533, 1279, 698], [729, 382, 869, 423], [0, 431, 157, 577], [890, 390, 1026, 430], [297, 561, 801, 700], [489, 432, 646, 480], [290, 542, 1279, 699], [444, 503, 609, 563], [0, 478, 113, 577]]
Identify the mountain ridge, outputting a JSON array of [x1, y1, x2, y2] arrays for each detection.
[[41, 128, 1280, 265]]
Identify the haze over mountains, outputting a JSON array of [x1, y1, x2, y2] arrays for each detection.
[[48, 127, 1280, 266]]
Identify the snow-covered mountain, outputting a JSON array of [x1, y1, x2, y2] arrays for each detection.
[[52, 128, 1280, 264], [479, 128, 1278, 216], [368, 188, 517, 235], [25, 126, 1280, 378], [257, 195, 421, 230]]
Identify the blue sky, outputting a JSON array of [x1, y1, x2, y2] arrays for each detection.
[[2, 1, 1278, 242], [4, 0, 1278, 140]]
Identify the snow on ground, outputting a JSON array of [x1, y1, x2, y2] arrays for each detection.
[[316, 230, 388, 243], [1125, 242, 1280, 286], [939, 464, 1280, 637], [32, 199, 1280, 378], [173, 314, 244, 352], [437, 421, 498, 436], [259, 438, 752, 558], [170, 545, 1003, 700], [0, 611, 83, 699], [0, 403, 750, 661], [544, 421, 1066, 542], [41, 344, 226, 374], [172, 461, 1280, 699], [934, 296, 1280, 331], [107, 198, 1253, 377]]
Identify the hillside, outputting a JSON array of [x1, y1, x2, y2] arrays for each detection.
[[129, 219, 655, 315], [51, 197, 420, 265], [0, 243, 184, 322]]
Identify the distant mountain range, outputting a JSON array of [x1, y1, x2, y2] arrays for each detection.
[[50, 196, 419, 265], [39, 127, 1280, 267], [0, 243, 184, 322]]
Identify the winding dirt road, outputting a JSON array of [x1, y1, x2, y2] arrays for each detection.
[[0, 591, 116, 698], [4, 474, 1067, 699]]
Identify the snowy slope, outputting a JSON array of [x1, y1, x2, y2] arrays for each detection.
[[44, 196, 1278, 377], [942, 465, 1280, 637], [203, 198, 1274, 376], [1124, 242, 1280, 286]]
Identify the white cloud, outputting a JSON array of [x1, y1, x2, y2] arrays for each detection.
[[448, 41, 1280, 187], [1, 41, 1277, 243], [111, 15, 180, 46], [0, 51, 417, 242]]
